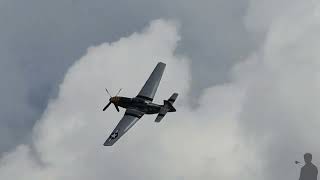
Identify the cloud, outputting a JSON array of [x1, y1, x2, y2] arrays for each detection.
[[238, 0, 320, 179], [0, 0, 254, 154], [2, 0, 319, 178], [0, 19, 259, 180]]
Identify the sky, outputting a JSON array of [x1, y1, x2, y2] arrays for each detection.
[[0, 0, 320, 180], [0, 0, 254, 153]]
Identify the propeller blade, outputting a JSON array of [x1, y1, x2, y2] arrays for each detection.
[[115, 88, 122, 96], [114, 104, 120, 112], [103, 102, 112, 111], [105, 88, 112, 97]]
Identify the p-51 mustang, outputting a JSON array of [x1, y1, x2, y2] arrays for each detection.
[[102, 62, 178, 146]]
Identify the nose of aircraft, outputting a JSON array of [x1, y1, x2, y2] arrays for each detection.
[[110, 97, 117, 103]]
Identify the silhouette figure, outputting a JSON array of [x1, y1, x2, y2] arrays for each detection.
[[299, 153, 318, 180]]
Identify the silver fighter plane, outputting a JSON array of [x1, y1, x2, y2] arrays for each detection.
[[102, 62, 178, 146]]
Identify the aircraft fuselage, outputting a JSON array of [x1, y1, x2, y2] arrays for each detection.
[[110, 96, 162, 114]]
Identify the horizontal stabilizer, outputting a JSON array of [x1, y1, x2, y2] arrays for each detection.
[[155, 114, 165, 122], [155, 107, 168, 123], [155, 93, 178, 122], [155, 100, 172, 122], [168, 93, 178, 104]]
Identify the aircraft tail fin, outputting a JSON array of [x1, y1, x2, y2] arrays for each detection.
[[155, 93, 178, 123]]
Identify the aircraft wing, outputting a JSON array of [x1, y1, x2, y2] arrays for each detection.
[[104, 109, 144, 146], [136, 62, 166, 102]]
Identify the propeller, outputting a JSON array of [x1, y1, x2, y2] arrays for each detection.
[[103, 102, 112, 111], [115, 88, 122, 96], [105, 88, 112, 97], [102, 88, 122, 112], [114, 104, 120, 112]]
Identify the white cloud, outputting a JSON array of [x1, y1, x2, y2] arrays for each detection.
[[239, 0, 320, 179]]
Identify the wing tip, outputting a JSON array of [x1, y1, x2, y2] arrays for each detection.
[[103, 140, 114, 146], [157, 61, 166, 67], [103, 137, 116, 146], [103, 144, 113, 146]]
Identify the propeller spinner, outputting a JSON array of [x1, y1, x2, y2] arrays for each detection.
[[102, 88, 122, 112]]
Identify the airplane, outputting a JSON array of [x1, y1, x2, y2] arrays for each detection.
[[102, 62, 178, 146]]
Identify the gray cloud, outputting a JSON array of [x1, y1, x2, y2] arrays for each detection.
[[0, 58, 36, 152]]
